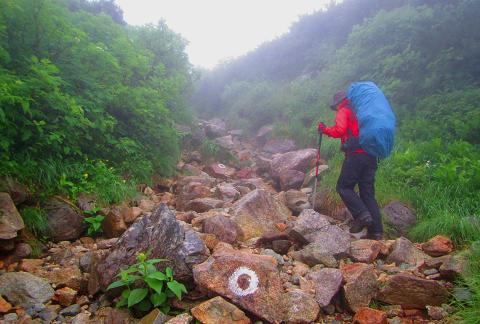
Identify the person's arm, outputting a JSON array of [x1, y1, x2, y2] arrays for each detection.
[[322, 108, 348, 138]]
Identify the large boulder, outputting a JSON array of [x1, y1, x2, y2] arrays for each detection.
[[383, 201, 416, 235], [289, 209, 331, 244], [306, 268, 343, 307], [0, 192, 24, 239], [290, 210, 351, 259], [263, 139, 296, 154], [194, 243, 284, 323], [269, 149, 316, 180], [44, 197, 84, 242], [0, 272, 54, 308], [377, 274, 449, 308], [89, 204, 209, 294], [214, 135, 235, 150], [0, 178, 27, 204], [231, 189, 290, 241], [341, 263, 378, 312], [204, 118, 227, 138]]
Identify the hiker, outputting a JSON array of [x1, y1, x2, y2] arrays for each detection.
[[318, 91, 383, 240]]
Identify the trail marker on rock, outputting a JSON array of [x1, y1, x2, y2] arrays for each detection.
[[228, 266, 259, 297]]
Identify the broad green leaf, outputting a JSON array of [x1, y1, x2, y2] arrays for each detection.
[[116, 297, 128, 308], [146, 258, 168, 265], [147, 271, 167, 281], [121, 289, 131, 299], [106, 280, 126, 290], [127, 288, 148, 307], [150, 292, 167, 307], [145, 277, 163, 294], [167, 281, 187, 300]]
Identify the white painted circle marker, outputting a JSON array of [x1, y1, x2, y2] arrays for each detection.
[[228, 266, 259, 297], [218, 163, 226, 169]]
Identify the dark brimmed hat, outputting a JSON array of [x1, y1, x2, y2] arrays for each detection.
[[330, 90, 347, 109]]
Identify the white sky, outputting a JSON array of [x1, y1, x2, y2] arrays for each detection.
[[115, 0, 332, 69]]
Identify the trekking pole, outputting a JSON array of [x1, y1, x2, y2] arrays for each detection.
[[313, 131, 323, 207]]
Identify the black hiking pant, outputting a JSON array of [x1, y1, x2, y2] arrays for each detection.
[[336, 153, 383, 235]]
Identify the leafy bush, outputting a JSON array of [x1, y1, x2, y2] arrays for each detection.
[[107, 252, 187, 316], [83, 207, 104, 237]]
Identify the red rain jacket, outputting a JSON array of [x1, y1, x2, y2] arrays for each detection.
[[322, 99, 365, 153]]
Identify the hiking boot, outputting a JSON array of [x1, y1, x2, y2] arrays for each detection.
[[349, 211, 373, 234]]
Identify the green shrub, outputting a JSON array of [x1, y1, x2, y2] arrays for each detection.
[[107, 251, 187, 316], [20, 207, 50, 240], [83, 207, 104, 237]]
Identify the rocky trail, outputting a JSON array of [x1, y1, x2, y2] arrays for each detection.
[[0, 118, 466, 324]]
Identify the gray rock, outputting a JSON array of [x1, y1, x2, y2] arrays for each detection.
[[204, 118, 227, 138], [269, 149, 317, 180], [387, 237, 430, 266], [60, 304, 81, 316], [306, 268, 343, 307], [262, 249, 284, 265], [281, 289, 319, 323], [38, 308, 58, 323], [45, 197, 84, 242], [279, 170, 305, 191], [383, 201, 416, 235], [79, 252, 94, 272], [3, 313, 18, 322], [89, 204, 209, 294], [0, 272, 54, 308], [214, 135, 235, 150], [13, 242, 32, 258], [263, 139, 297, 154], [0, 192, 25, 239], [289, 209, 331, 244], [284, 190, 311, 215], [292, 244, 338, 267], [0, 177, 27, 204]]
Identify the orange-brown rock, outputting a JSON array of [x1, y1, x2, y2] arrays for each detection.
[[139, 308, 168, 324], [282, 289, 320, 323], [350, 239, 383, 263], [341, 263, 378, 312], [231, 189, 289, 241], [353, 307, 388, 324], [193, 243, 284, 323], [185, 198, 224, 213], [203, 214, 238, 244], [377, 274, 449, 308], [0, 295, 12, 313], [102, 206, 127, 238], [53, 287, 77, 306], [191, 296, 251, 324], [19, 259, 43, 273], [421, 235, 454, 257], [37, 265, 84, 291], [80, 237, 95, 245], [0, 192, 25, 239]]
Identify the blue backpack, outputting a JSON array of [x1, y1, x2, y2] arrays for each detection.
[[347, 81, 396, 158]]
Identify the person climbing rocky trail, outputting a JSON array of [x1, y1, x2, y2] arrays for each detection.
[[0, 118, 466, 323]]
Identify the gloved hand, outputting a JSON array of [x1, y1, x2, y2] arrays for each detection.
[[317, 122, 326, 133]]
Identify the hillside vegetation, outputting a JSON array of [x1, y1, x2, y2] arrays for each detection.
[[192, 0, 480, 320], [0, 0, 192, 203]]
